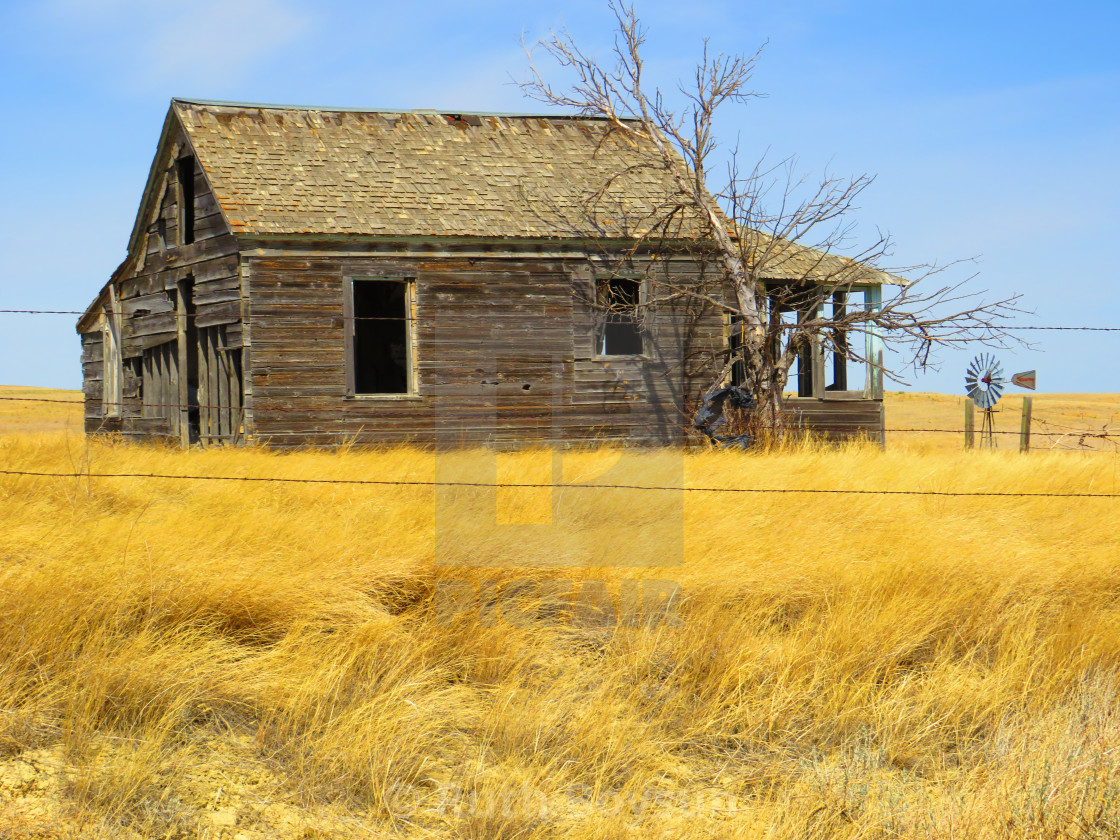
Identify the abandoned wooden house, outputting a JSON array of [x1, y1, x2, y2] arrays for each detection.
[[77, 98, 889, 447]]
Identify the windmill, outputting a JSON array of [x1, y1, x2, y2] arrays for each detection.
[[965, 353, 1006, 448]]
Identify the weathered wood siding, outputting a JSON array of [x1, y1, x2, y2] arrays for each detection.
[[82, 127, 242, 439], [80, 331, 105, 431], [243, 253, 724, 447], [83, 226, 886, 447], [784, 396, 885, 443]]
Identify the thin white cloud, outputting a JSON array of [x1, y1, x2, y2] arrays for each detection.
[[45, 0, 148, 14], [145, 0, 311, 85], [37, 0, 312, 90]]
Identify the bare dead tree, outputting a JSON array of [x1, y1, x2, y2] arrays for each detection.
[[521, 1, 1026, 439]]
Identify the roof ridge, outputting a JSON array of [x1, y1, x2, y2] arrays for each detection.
[[171, 97, 639, 121]]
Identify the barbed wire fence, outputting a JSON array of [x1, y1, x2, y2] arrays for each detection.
[[1, 308, 1118, 462], [1, 394, 1117, 447], [0, 468, 1118, 500]]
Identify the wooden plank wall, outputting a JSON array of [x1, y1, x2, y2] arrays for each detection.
[[140, 342, 177, 437], [569, 260, 726, 443], [81, 332, 105, 433], [81, 128, 242, 441], [783, 396, 885, 444], [198, 324, 243, 444], [245, 253, 725, 447]]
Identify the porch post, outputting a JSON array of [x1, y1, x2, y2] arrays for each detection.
[[865, 286, 884, 399]]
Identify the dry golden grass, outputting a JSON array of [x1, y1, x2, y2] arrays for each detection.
[[1, 386, 1119, 838], [0, 386, 84, 435], [884, 390, 1120, 453]]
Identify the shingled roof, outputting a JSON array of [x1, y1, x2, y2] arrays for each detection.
[[173, 99, 704, 240]]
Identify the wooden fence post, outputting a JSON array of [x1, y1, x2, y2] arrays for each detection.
[[1020, 397, 1032, 453], [965, 399, 975, 450]]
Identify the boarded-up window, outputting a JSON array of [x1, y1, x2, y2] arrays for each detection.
[[350, 279, 411, 395], [597, 276, 643, 356], [197, 325, 243, 443], [142, 341, 177, 433]]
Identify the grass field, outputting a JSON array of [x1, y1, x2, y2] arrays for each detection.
[[1, 386, 1119, 838]]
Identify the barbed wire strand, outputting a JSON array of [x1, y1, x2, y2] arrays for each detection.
[[3, 309, 1120, 332], [0, 468, 1117, 498], [1, 396, 1115, 441]]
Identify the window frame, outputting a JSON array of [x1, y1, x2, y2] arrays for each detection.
[[101, 310, 123, 418], [343, 276, 419, 400], [101, 285, 123, 418], [593, 273, 647, 359], [729, 284, 884, 400], [727, 312, 747, 389]]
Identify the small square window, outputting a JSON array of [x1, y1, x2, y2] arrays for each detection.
[[597, 276, 643, 356]]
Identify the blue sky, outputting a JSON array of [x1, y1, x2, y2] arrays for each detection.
[[1, 0, 1117, 393]]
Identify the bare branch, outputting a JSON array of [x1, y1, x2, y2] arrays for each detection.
[[519, 3, 1025, 437]]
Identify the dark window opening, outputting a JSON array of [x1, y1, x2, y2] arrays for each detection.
[[597, 276, 643, 356], [826, 291, 849, 391], [353, 280, 409, 394], [177, 277, 200, 442], [729, 314, 746, 387], [731, 308, 802, 392], [177, 156, 195, 245], [795, 308, 813, 397]]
